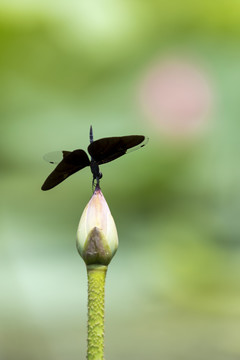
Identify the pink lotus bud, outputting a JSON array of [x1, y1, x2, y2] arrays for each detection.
[[76, 187, 118, 266]]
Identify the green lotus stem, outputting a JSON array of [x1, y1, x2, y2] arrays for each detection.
[[87, 264, 107, 360]]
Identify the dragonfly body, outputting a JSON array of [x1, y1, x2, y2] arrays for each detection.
[[41, 126, 148, 191], [89, 125, 102, 187], [90, 159, 102, 187]]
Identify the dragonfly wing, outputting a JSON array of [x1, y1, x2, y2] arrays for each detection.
[[41, 150, 90, 190], [88, 135, 148, 164], [43, 151, 71, 165]]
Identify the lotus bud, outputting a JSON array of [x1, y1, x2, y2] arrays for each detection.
[[76, 187, 118, 266]]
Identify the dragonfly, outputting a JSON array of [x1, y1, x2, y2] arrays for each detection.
[[41, 126, 148, 191]]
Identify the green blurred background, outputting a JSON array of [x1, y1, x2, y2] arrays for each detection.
[[1, 1, 240, 359]]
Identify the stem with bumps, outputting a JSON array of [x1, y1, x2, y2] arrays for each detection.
[[87, 265, 107, 360]]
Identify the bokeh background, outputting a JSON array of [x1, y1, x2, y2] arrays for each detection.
[[1, 1, 240, 359]]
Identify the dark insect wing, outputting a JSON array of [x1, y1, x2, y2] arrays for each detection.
[[41, 150, 90, 191], [126, 136, 149, 154], [87, 135, 148, 164], [43, 151, 71, 165]]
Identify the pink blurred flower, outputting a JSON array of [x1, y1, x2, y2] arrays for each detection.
[[139, 58, 212, 137]]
